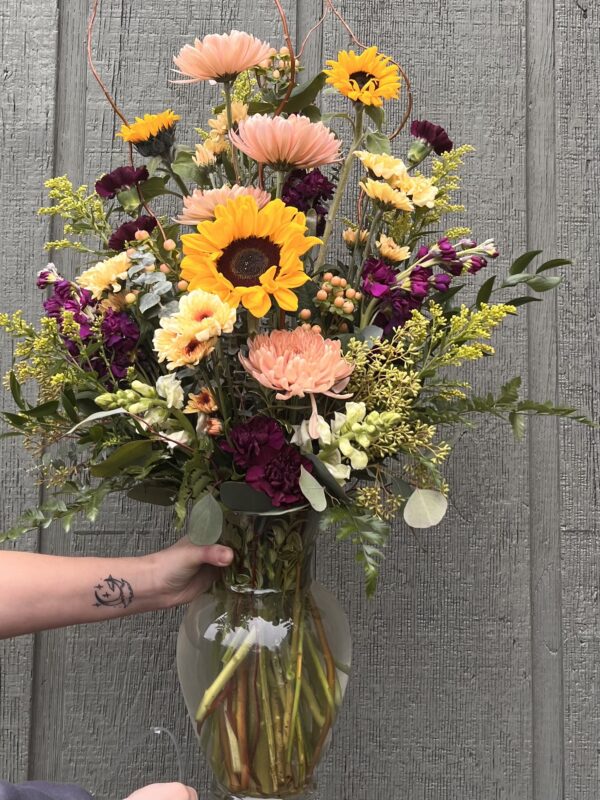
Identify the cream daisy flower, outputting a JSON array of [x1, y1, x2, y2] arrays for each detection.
[[153, 289, 236, 370], [360, 179, 414, 211], [355, 151, 409, 184], [76, 252, 130, 299], [377, 234, 410, 262], [407, 175, 438, 208], [208, 102, 248, 137], [193, 143, 217, 168], [342, 227, 369, 246]]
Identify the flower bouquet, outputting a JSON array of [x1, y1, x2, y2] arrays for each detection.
[[0, 14, 590, 800]]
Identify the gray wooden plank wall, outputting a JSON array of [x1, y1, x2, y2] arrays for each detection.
[[0, 0, 598, 798]]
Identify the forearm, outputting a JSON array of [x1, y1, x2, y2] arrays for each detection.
[[0, 551, 165, 638]]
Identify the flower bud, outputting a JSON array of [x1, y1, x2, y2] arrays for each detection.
[[130, 380, 156, 398], [407, 139, 432, 166]]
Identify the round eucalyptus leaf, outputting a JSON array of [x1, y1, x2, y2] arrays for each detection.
[[403, 489, 448, 529], [189, 493, 223, 546]]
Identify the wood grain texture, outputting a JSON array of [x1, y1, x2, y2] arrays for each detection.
[[1, 0, 598, 798], [554, 2, 600, 799], [0, 0, 58, 782]]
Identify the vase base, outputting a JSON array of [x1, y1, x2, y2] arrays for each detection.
[[209, 780, 317, 800]]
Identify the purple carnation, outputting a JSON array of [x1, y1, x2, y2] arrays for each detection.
[[246, 444, 313, 507], [282, 168, 335, 235], [95, 166, 149, 199], [108, 215, 157, 251], [410, 120, 453, 155], [361, 257, 398, 298], [222, 416, 287, 470]]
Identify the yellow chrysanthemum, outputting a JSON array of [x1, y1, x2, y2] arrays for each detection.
[[355, 151, 409, 184], [360, 179, 414, 211], [208, 102, 248, 137], [324, 46, 400, 107], [153, 289, 236, 370], [76, 252, 130, 299], [377, 234, 410, 263], [406, 174, 438, 208], [117, 110, 181, 144], [180, 196, 321, 319]]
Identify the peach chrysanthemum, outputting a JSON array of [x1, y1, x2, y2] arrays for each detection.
[[360, 179, 414, 212], [342, 227, 369, 246], [184, 388, 218, 414], [377, 234, 410, 263], [193, 143, 216, 168], [240, 327, 354, 437], [173, 31, 272, 83], [76, 252, 130, 299], [153, 289, 236, 370], [229, 114, 341, 170], [175, 185, 271, 225]]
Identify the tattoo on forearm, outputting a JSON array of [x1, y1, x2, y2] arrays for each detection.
[[93, 575, 134, 609]]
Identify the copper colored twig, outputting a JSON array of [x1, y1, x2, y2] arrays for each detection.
[[273, 0, 297, 116], [297, 6, 330, 59]]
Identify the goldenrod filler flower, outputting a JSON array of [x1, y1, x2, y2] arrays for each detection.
[[76, 252, 130, 299], [180, 196, 320, 319], [360, 178, 414, 211], [324, 46, 400, 107]]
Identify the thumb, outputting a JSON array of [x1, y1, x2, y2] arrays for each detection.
[[192, 543, 234, 567]]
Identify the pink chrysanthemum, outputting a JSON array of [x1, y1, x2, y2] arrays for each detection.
[[175, 185, 271, 225], [229, 114, 342, 170], [173, 31, 272, 83], [240, 327, 354, 437]]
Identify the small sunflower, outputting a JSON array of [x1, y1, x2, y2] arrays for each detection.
[[360, 178, 414, 211], [180, 196, 321, 319], [324, 46, 400, 107], [117, 110, 181, 157]]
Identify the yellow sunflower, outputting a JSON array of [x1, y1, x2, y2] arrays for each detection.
[[180, 196, 321, 318], [324, 46, 400, 107], [360, 178, 414, 211], [117, 110, 181, 143]]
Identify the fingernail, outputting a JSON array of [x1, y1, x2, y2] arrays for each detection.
[[219, 548, 233, 565]]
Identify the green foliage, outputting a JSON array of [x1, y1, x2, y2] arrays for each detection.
[[323, 505, 390, 597]]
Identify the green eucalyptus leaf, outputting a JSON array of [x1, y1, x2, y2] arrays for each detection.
[[403, 488, 448, 529], [219, 481, 277, 513], [127, 482, 177, 506], [304, 454, 349, 502], [299, 465, 327, 512], [526, 275, 562, 292], [189, 493, 223, 545], [502, 273, 534, 287], [508, 250, 542, 275], [90, 440, 154, 478], [364, 130, 391, 155]]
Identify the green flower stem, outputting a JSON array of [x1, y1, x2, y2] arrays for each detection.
[[258, 646, 279, 793], [286, 612, 305, 768], [275, 170, 285, 199], [313, 104, 365, 275], [300, 669, 326, 728], [360, 295, 381, 328], [195, 627, 257, 725], [304, 630, 335, 712], [224, 81, 241, 183]]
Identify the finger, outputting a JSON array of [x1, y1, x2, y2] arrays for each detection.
[[192, 544, 233, 567], [186, 788, 198, 800]]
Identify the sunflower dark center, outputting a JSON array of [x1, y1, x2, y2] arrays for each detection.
[[218, 236, 281, 287], [350, 70, 378, 89]]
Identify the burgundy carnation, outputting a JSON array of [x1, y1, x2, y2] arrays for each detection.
[[108, 215, 157, 251], [410, 120, 453, 155], [222, 416, 287, 470], [282, 168, 335, 235], [95, 166, 149, 199], [246, 444, 313, 507]]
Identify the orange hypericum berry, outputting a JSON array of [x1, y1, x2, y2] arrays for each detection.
[[159, 263, 170, 274], [324, 271, 333, 281], [135, 230, 150, 241], [342, 301, 355, 314], [333, 296, 344, 308], [331, 275, 342, 286], [316, 289, 328, 301], [163, 238, 177, 251], [299, 309, 312, 320], [177, 279, 189, 291]]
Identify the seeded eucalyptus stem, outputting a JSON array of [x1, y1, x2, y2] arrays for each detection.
[[314, 103, 365, 275]]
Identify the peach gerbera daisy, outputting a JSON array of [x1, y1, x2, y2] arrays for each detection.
[[173, 31, 272, 83], [175, 185, 271, 225], [153, 289, 236, 370], [229, 114, 341, 170], [239, 327, 354, 436]]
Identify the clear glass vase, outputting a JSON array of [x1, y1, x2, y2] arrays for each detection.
[[177, 508, 351, 800]]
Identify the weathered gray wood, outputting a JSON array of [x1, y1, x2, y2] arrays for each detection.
[[0, 0, 59, 782], [2, 0, 599, 798], [554, 2, 600, 799], [526, 1, 565, 799], [316, 3, 533, 799]]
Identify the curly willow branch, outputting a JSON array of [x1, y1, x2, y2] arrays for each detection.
[[272, 0, 297, 116], [86, 0, 167, 242]]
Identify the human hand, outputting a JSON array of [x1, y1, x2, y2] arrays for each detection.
[[125, 783, 197, 800], [148, 536, 233, 608]]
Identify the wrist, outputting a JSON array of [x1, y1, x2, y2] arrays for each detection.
[[120, 553, 167, 613]]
